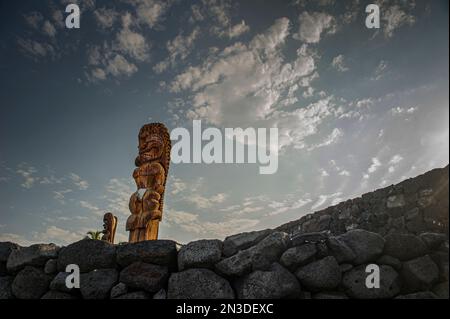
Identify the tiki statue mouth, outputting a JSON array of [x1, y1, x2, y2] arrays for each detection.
[[139, 135, 164, 161]]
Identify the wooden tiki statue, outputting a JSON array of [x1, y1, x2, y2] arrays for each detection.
[[126, 123, 171, 242], [101, 212, 118, 244]]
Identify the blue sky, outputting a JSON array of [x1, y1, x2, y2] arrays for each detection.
[[0, 0, 448, 245]]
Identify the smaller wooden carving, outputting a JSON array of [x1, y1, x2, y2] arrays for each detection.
[[101, 212, 118, 244]]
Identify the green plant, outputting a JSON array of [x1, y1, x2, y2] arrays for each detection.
[[85, 230, 103, 240]]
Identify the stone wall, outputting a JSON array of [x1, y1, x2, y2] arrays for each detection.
[[277, 165, 449, 237], [0, 229, 448, 299], [0, 166, 448, 299]]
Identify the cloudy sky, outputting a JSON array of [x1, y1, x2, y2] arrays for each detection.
[[0, 0, 448, 246]]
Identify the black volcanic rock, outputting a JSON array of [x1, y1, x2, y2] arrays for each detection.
[[384, 233, 428, 261], [236, 263, 301, 299], [57, 239, 116, 273], [168, 268, 234, 299], [7, 243, 59, 272], [80, 268, 118, 299], [116, 240, 177, 270], [12, 266, 52, 299], [295, 256, 341, 292], [120, 262, 168, 293], [342, 265, 401, 299]]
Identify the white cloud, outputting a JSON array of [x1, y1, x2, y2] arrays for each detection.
[[0, 233, 33, 246], [219, 20, 250, 39], [132, 0, 172, 28], [164, 208, 260, 240], [364, 157, 382, 179], [187, 193, 228, 209], [86, 12, 150, 82], [339, 170, 351, 176], [17, 38, 55, 60], [294, 12, 336, 43], [154, 28, 200, 73], [16, 163, 38, 189], [106, 54, 138, 77], [116, 13, 150, 62], [94, 8, 118, 29], [79, 200, 103, 216], [170, 177, 187, 195], [320, 169, 329, 177], [382, 5, 415, 38], [332, 54, 349, 72], [68, 173, 89, 190], [389, 154, 404, 165], [53, 189, 73, 204], [24, 11, 43, 29], [42, 20, 57, 37], [31, 226, 85, 245], [308, 128, 343, 151], [368, 157, 381, 173], [372, 60, 388, 81], [104, 178, 134, 217], [170, 17, 320, 143], [390, 106, 417, 116], [273, 97, 337, 150], [311, 192, 342, 210], [51, 9, 65, 29]]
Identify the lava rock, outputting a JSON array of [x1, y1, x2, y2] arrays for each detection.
[[120, 262, 168, 293], [44, 259, 57, 274], [376, 255, 402, 270], [110, 283, 128, 299], [339, 264, 353, 273], [167, 268, 234, 299], [50, 272, 75, 293], [57, 239, 116, 273], [252, 231, 290, 263], [178, 239, 222, 271], [315, 242, 329, 259], [280, 243, 316, 270], [0, 242, 20, 263], [7, 244, 59, 272], [223, 229, 273, 257], [326, 236, 356, 263], [386, 194, 406, 208], [12, 266, 52, 299], [235, 263, 301, 299], [384, 233, 427, 261], [395, 291, 438, 299], [116, 240, 177, 270], [419, 233, 447, 250], [41, 291, 77, 299], [215, 232, 289, 276], [80, 268, 118, 299], [295, 256, 341, 292], [115, 291, 150, 299], [215, 249, 253, 277], [401, 255, 439, 292], [291, 231, 328, 247], [432, 281, 449, 299], [338, 230, 385, 264], [430, 251, 449, 282], [313, 292, 349, 299], [342, 265, 401, 299], [0, 276, 14, 299], [153, 288, 167, 299]]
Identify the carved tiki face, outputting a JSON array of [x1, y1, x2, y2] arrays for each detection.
[[137, 130, 164, 162], [135, 123, 171, 168], [103, 212, 114, 228]]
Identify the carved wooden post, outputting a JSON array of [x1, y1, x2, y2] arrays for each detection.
[[126, 123, 171, 242], [101, 212, 118, 244]]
